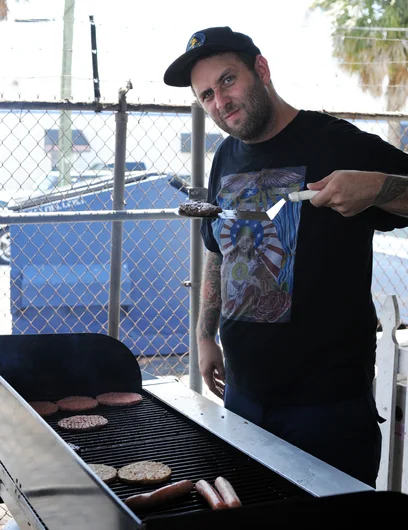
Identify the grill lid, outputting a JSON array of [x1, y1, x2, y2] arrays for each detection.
[[0, 333, 142, 399]]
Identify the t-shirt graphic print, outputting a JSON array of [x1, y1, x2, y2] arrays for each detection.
[[212, 167, 305, 323]]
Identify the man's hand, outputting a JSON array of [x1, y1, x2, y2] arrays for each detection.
[[307, 170, 386, 217], [198, 339, 225, 399]]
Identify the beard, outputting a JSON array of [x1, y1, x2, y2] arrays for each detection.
[[213, 75, 274, 142]]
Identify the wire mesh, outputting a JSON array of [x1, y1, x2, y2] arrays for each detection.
[[0, 505, 12, 529], [0, 104, 225, 381]]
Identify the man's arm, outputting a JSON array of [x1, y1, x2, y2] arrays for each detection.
[[308, 170, 408, 218], [196, 250, 225, 399], [374, 173, 408, 217]]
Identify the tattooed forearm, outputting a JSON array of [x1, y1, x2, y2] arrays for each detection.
[[374, 175, 408, 214], [197, 251, 222, 341]]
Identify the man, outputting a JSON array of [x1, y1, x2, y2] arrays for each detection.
[[164, 26, 408, 487]]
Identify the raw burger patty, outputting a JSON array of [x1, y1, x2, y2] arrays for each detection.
[[118, 461, 172, 484], [57, 396, 99, 412], [29, 401, 59, 417], [57, 414, 108, 432], [178, 201, 222, 217], [96, 392, 143, 407], [88, 463, 117, 484]]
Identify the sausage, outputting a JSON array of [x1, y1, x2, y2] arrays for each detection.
[[214, 476, 242, 508], [195, 479, 226, 510], [125, 479, 194, 512]]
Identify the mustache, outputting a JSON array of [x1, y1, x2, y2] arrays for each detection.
[[219, 103, 243, 120]]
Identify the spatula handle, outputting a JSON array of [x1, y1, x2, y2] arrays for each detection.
[[288, 190, 319, 202]]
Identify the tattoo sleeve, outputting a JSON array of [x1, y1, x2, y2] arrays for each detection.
[[374, 175, 408, 216], [197, 251, 222, 341]]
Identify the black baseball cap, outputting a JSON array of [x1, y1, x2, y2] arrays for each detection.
[[164, 26, 261, 87]]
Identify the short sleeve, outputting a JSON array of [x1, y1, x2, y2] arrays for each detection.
[[199, 142, 225, 254]]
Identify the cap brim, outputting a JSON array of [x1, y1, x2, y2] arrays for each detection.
[[164, 44, 234, 87]]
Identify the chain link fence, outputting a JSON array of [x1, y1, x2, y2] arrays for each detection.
[[0, 102, 225, 382], [0, 504, 12, 529], [0, 103, 407, 382]]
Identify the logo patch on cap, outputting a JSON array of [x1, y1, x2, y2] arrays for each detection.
[[186, 32, 206, 51]]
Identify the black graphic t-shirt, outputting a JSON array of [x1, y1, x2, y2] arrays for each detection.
[[213, 167, 304, 324], [201, 110, 408, 405]]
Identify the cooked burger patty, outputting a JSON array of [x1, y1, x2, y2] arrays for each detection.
[[118, 461, 172, 484], [96, 392, 143, 407], [57, 414, 108, 432], [29, 401, 59, 417], [57, 396, 99, 412], [88, 463, 118, 484], [178, 201, 222, 218]]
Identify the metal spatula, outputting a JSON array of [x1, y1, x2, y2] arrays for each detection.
[[178, 190, 318, 220], [266, 190, 318, 221], [217, 210, 270, 220], [177, 208, 270, 220]]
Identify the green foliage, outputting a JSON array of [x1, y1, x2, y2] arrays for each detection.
[[311, 0, 408, 109]]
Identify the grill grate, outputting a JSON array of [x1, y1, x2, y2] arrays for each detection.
[[43, 389, 311, 521]]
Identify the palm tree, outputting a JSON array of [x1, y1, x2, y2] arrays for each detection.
[[311, 0, 408, 146]]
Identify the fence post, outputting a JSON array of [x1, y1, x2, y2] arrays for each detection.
[[189, 101, 205, 393], [58, 0, 75, 187], [375, 294, 400, 490], [108, 81, 132, 339]]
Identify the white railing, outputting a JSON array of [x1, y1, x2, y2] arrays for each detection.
[[375, 294, 408, 492]]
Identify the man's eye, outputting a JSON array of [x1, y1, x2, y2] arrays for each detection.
[[202, 90, 213, 101], [224, 75, 235, 85]]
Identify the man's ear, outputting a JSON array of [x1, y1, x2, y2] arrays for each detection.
[[254, 55, 271, 85]]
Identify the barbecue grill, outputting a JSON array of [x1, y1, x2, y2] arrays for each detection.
[[0, 333, 404, 529]]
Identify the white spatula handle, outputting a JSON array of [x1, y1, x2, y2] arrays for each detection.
[[288, 190, 319, 202]]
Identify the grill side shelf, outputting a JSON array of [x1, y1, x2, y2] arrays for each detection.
[[143, 380, 373, 499]]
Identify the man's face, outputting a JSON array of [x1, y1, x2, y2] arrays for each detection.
[[191, 53, 273, 142]]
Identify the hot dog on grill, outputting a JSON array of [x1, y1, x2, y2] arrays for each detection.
[[195, 479, 226, 510], [214, 476, 242, 508], [125, 479, 194, 511]]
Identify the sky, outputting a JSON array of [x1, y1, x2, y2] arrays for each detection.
[[0, 0, 403, 112]]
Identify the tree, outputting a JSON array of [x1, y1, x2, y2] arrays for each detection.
[[312, 0, 408, 146], [312, 0, 408, 111]]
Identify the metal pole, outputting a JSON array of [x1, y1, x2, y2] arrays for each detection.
[[189, 101, 206, 393], [58, 0, 75, 187], [0, 209, 192, 224], [89, 15, 101, 104], [108, 83, 131, 339]]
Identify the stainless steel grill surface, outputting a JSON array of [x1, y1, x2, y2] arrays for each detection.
[[47, 390, 310, 519]]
